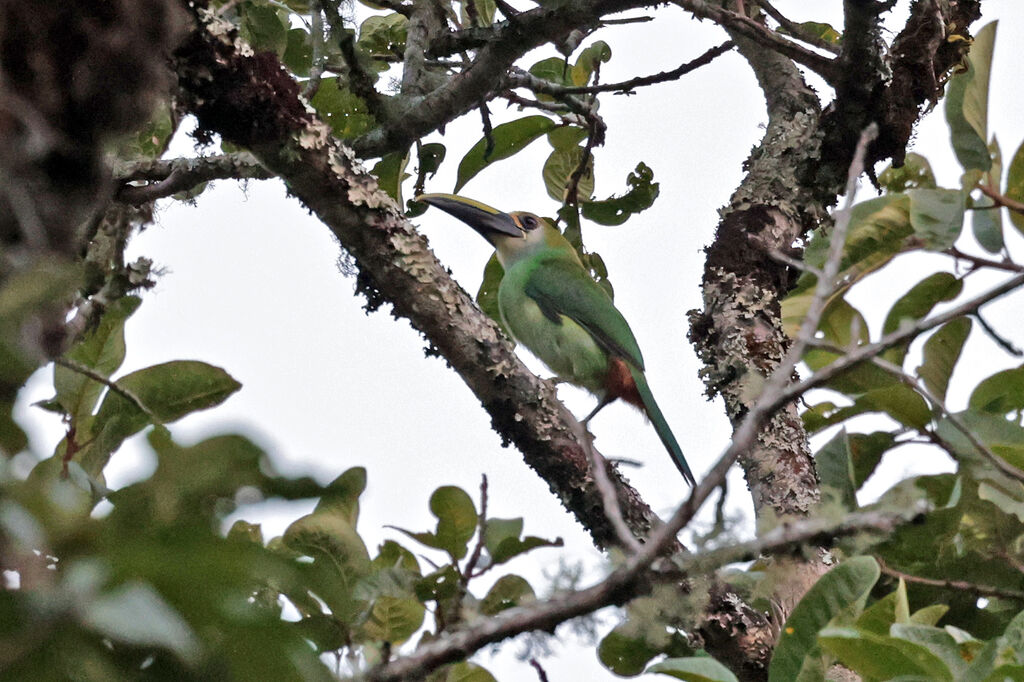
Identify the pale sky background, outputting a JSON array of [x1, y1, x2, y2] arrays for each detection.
[[12, 2, 1024, 679]]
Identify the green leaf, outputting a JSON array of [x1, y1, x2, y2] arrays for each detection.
[[599, 624, 662, 676], [548, 126, 589, 150], [879, 153, 937, 193], [890, 624, 969, 678], [360, 596, 424, 643], [483, 517, 522, 556], [818, 627, 953, 681], [648, 657, 740, 681], [314, 467, 367, 526], [936, 410, 1024, 472], [916, 318, 972, 402], [490, 534, 563, 565], [395, 486, 477, 559], [55, 296, 142, 422], [972, 137, 1004, 252], [881, 272, 963, 364], [1006, 138, 1024, 237], [849, 431, 895, 488], [783, 194, 913, 337], [581, 162, 660, 226], [417, 142, 446, 180], [480, 574, 535, 615], [945, 21, 997, 173], [907, 190, 966, 251], [455, 116, 557, 192], [543, 146, 594, 202], [357, 13, 408, 58], [429, 486, 477, 559], [815, 430, 858, 510], [282, 28, 312, 77], [910, 604, 949, 627], [529, 57, 572, 88], [571, 40, 611, 86], [459, 0, 495, 27], [427, 661, 498, 682], [239, 4, 288, 55], [372, 149, 410, 204], [969, 365, 1024, 414], [83, 361, 241, 476], [310, 78, 376, 140], [82, 582, 200, 663], [768, 556, 880, 682], [475, 253, 510, 337], [857, 384, 932, 430]]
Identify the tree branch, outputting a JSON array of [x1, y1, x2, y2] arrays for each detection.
[[365, 509, 910, 682], [113, 153, 274, 204], [173, 6, 677, 552]]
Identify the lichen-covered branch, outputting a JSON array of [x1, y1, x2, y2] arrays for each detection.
[[113, 153, 273, 204], [172, 5, 674, 552]]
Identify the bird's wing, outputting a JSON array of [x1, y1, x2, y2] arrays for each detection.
[[523, 256, 645, 370]]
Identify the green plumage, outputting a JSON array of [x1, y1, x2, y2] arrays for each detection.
[[417, 193, 695, 485]]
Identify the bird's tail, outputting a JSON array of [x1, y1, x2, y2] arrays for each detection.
[[628, 365, 695, 486]]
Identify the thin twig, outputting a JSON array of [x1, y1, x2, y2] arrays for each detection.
[[462, 475, 489, 582], [53, 358, 154, 420], [979, 184, 1024, 215], [945, 246, 1024, 274], [972, 310, 1023, 357], [876, 556, 1024, 601], [867, 355, 1024, 485], [578, 425, 642, 553]]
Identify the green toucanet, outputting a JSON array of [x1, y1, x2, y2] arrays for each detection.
[[417, 193, 695, 486]]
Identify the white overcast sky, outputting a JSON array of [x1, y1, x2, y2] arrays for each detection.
[[13, 1, 1024, 679]]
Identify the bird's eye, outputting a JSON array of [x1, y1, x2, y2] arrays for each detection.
[[521, 215, 538, 230]]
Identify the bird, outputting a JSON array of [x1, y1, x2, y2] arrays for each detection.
[[417, 193, 695, 485]]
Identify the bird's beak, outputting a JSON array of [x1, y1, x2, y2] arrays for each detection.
[[415, 193, 524, 241]]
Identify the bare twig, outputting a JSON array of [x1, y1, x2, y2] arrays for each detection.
[[945, 246, 1024, 274], [577, 425, 642, 553], [972, 310, 1023, 357], [978, 184, 1024, 216], [462, 475, 489, 582], [53, 358, 154, 420], [865, 355, 1024, 485], [877, 556, 1024, 602], [510, 42, 735, 96]]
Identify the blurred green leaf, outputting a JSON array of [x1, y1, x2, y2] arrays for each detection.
[[480, 574, 535, 615], [310, 78, 376, 139], [283, 28, 313, 77], [357, 13, 408, 58], [417, 142, 446, 180], [945, 21, 997, 172], [455, 116, 557, 192], [818, 626, 953, 680], [815, 430, 858, 510], [240, 4, 288, 55], [459, 0, 495, 27], [648, 656, 739, 681], [907, 189, 966, 250], [394, 486, 477, 559], [427, 661, 498, 682], [372, 148, 410, 204], [82, 581, 201, 663], [969, 365, 1024, 414], [768, 556, 879, 682], [548, 126, 589, 150], [916, 318, 972, 403], [360, 596, 424, 643], [571, 40, 611, 86], [776, 20, 841, 46], [881, 271, 963, 364], [55, 296, 141, 422], [1006, 138, 1024, 237], [599, 624, 662, 676], [879, 153, 937, 193], [972, 137, 1004, 252]]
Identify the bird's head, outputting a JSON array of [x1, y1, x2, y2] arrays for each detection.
[[416, 193, 564, 266]]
